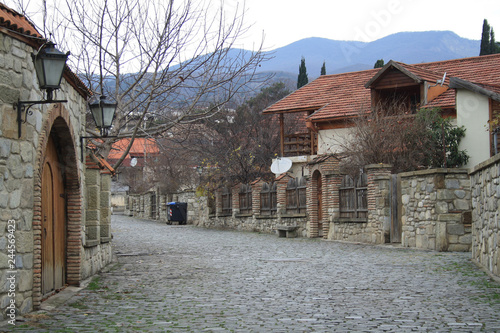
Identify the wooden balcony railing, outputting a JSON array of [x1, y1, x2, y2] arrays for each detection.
[[283, 132, 317, 157]]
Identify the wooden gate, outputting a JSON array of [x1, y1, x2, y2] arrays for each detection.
[[390, 174, 402, 243], [41, 136, 66, 295]]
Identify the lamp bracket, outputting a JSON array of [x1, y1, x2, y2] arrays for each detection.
[[14, 99, 67, 138], [80, 135, 118, 162]]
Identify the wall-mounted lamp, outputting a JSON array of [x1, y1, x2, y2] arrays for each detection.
[[81, 95, 118, 161], [14, 41, 70, 138], [89, 95, 117, 137]]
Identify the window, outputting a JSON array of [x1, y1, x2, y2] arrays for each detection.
[[286, 177, 306, 214], [339, 173, 367, 218], [239, 184, 252, 214], [221, 186, 232, 215], [260, 182, 277, 215]]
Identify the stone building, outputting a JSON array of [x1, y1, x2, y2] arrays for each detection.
[[0, 3, 112, 318]]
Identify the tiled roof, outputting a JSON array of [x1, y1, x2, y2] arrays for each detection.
[[107, 138, 160, 160], [0, 3, 41, 39], [264, 53, 500, 123], [418, 53, 500, 86], [423, 89, 456, 109], [264, 69, 377, 121]]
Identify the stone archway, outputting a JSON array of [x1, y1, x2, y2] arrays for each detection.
[[32, 104, 82, 308]]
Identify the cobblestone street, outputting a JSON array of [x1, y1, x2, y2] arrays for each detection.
[[4, 215, 500, 332]]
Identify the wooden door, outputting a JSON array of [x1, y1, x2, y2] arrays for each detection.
[[41, 136, 66, 295]]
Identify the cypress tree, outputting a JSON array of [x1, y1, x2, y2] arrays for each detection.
[[480, 19, 491, 56], [374, 59, 385, 68], [297, 57, 308, 89], [490, 29, 499, 54], [320, 62, 326, 76]]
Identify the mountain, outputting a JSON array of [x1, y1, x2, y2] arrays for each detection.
[[258, 31, 480, 78]]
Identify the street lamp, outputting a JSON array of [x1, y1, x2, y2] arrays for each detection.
[[14, 41, 70, 138], [80, 95, 118, 161], [89, 95, 117, 137], [32, 41, 70, 101]]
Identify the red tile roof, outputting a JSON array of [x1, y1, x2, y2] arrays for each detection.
[[0, 3, 41, 39], [265, 69, 377, 121], [107, 138, 160, 160], [264, 53, 500, 123], [423, 88, 456, 109]]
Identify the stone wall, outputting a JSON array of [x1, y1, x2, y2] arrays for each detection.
[[400, 169, 472, 252], [0, 31, 112, 317], [82, 156, 113, 280], [123, 189, 197, 224], [470, 154, 500, 278], [196, 177, 308, 237]]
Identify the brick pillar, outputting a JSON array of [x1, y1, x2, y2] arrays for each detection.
[[275, 175, 290, 221], [251, 180, 264, 216], [307, 173, 318, 238], [85, 156, 101, 247], [325, 173, 342, 239], [366, 164, 392, 244], [100, 171, 112, 242]]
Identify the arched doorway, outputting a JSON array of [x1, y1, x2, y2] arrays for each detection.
[[41, 135, 66, 295], [313, 170, 323, 237], [33, 108, 83, 308]]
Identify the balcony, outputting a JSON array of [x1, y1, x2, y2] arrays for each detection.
[[283, 132, 317, 157]]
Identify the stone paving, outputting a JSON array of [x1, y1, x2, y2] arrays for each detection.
[[3, 215, 500, 332]]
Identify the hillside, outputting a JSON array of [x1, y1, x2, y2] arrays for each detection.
[[259, 31, 480, 77]]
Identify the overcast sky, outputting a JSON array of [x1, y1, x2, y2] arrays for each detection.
[[236, 0, 500, 50], [5, 0, 500, 51]]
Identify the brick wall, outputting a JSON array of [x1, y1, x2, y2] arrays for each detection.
[[328, 164, 390, 244]]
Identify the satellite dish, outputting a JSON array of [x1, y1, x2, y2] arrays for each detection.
[[130, 157, 137, 167], [270, 157, 292, 175]]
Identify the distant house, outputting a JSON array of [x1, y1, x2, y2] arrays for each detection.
[[263, 53, 500, 172], [107, 138, 160, 192]]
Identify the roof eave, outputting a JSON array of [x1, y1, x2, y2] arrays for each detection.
[[263, 105, 324, 115], [449, 77, 500, 102]]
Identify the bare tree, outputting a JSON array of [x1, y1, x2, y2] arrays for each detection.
[[190, 82, 293, 188], [8, 0, 268, 169], [337, 101, 428, 175], [337, 102, 469, 175]]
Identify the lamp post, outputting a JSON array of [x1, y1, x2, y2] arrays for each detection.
[[14, 41, 70, 138]]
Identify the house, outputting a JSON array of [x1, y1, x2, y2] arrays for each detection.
[[0, 3, 113, 318], [107, 138, 160, 212], [258, 54, 499, 242], [264, 53, 500, 171]]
